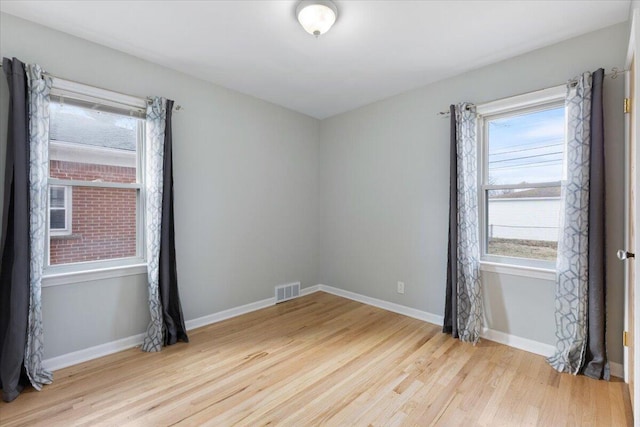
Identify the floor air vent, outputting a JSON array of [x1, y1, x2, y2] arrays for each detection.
[[275, 282, 301, 303]]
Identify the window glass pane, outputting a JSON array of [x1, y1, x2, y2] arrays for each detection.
[[50, 186, 65, 208], [49, 187, 137, 265], [49, 103, 139, 184], [50, 209, 66, 230], [488, 107, 565, 185], [486, 188, 560, 261]]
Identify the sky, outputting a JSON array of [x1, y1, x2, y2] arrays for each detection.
[[49, 102, 140, 151], [487, 106, 565, 186], [50, 102, 139, 131]]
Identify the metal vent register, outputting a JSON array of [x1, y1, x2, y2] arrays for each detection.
[[275, 282, 301, 303]]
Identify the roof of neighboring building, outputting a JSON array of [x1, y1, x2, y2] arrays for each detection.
[[49, 104, 137, 151], [492, 186, 561, 199]]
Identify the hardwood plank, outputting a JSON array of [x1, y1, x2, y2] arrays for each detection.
[[0, 292, 632, 426]]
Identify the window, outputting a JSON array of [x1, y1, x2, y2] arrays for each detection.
[[478, 87, 566, 270], [49, 185, 72, 236], [45, 78, 147, 276]]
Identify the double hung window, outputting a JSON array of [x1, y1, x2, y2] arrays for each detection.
[[45, 79, 147, 277], [49, 185, 71, 236], [478, 86, 566, 270]]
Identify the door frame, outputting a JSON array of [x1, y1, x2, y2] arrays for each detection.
[[625, 7, 640, 416]]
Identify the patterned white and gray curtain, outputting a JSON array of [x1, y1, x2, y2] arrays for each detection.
[[141, 97, 167, 352], [25, 64, 54, 389], [548, 69, 608, 379], [448, 102, 483, 344]]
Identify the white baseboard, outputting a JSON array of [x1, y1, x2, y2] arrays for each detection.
[[301, 284, 321, 296], [44, 285, 321, 372], [316, 284, 444, 326], [42, 283, 625, 379], [43, 333, 146, 372], [185, 297, 275, 331], [184, 285, 320, 331], [316, 285, 551, 354], [611, 362, 624, 379], [480, 327, 555, 357], [317, 284, 624, 379], [480, 328, 623, 378]]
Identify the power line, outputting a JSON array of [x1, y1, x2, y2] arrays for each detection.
[[489, 142, 564, 157], [489, 151, 563, 164], [489, 224, 559, 229], [490, 159, 563, 171], [488, 135, 564, 152]]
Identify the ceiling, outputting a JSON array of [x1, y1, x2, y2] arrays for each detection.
[[0, 1, 631, 119]]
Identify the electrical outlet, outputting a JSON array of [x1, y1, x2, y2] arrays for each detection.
[[397, 281, 405, 294]]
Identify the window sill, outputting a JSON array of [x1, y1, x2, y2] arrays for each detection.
[[50, 233, 81, 241], [42, 263, 147, 288], [479, 261, 556, 281]]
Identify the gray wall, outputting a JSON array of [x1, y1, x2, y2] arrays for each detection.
[[0, 13, 320, 358], [318, 22, 628, 364], [0, 12, 630, 366]]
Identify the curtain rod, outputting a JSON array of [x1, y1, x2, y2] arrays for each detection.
[[0, 63, 183, 112], [437, 66, 626, 117]]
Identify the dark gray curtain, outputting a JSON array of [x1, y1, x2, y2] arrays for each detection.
[[0, 57, 30, 402], [582, 68, 609, 380], [443, 104, 458, 338], [159, 100, 188, 345]]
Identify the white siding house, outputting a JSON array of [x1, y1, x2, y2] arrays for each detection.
[[488, 197, 561, 242]]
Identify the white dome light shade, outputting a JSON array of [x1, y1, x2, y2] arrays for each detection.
[[296, 1, 338, 37]]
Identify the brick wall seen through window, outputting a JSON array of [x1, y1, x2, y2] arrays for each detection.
[[47, 101, 142, 267], [49, 160, 137, 265]]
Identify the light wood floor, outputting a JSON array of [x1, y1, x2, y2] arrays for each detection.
[[0, 292, 633, 426]]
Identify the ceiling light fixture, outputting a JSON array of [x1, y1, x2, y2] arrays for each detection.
[[296, 0, 338, 37]]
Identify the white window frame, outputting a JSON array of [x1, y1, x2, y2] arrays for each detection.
[[49, 185, 72, 236], [43, 78, 148, 286], [476, 85, 566, 278]]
